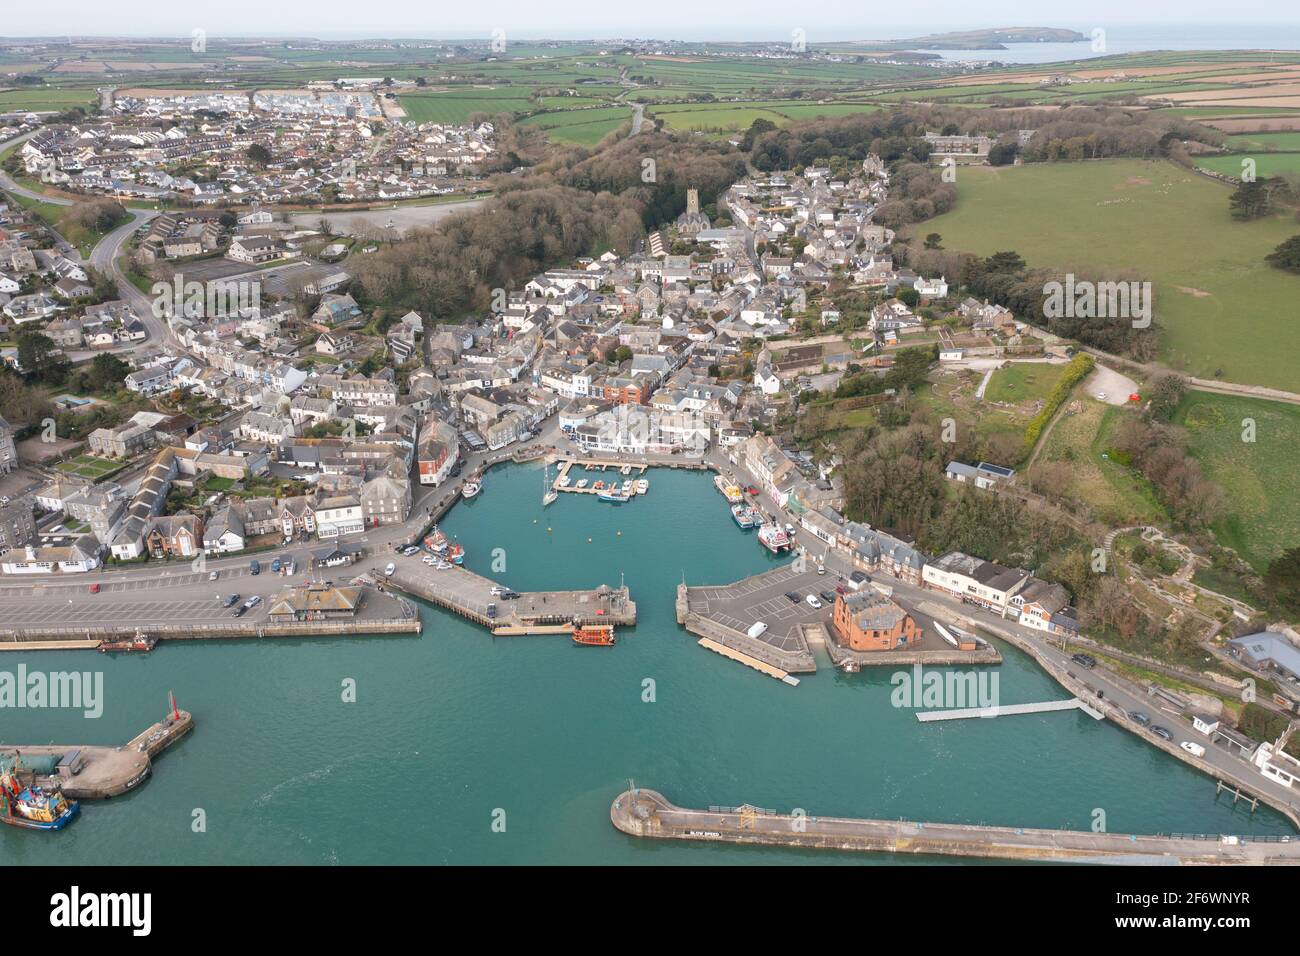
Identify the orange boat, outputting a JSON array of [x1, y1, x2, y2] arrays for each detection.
[[572, 623, 616, 647]]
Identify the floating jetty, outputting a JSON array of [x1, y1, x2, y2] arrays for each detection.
[[610, 788, 1300, 865], [917, 698, 1105, 722], [552, 459, 649, 498], [0, 698, 193, 800], [381, 562, 635, 633]]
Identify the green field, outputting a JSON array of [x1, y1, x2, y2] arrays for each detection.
[[397, 90, 536, 124], [518, 106, 633, 144], [1224, 131, 1300, 151], [0, 86, 96, 112], [1194, 153, 1300, 178], [983, 362, 1069, 405], [1174, 392, 1300, 572], [912, 160, 1300, 391]]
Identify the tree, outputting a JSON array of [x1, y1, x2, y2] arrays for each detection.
[[246, 143, 272, 166], [16, 332, 64, 381], [1145, 373, 1186, 422], [86, 353, 130, 393], [923, 233, 943, 250], [1229, 179, 1274, 220], [1265, 235, 1300, 274], [1265, 547, 1300, 613]]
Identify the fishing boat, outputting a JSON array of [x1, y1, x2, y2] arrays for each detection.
[[713, 474, 731, 497], [597, 488, 630, 503], [98, 629, 157, 654], [1, 758, 79, 831], [446, 543, 465, 565], [758, 523, 792, 553], [572, 623, 616, 646], [575, 479, 588, 489], [840, 659, 861, 674], [593, 480, 605, 490], [424, 527, 449, 554], [636, 479, 649, 495], [461, 479, 481, 499], [731, 504, 759, 529], [621, 480, 633, 495]]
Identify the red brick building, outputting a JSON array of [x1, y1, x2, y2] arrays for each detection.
[[832, 590, 921, 652]]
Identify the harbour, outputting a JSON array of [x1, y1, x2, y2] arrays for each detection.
[[2, 464, 1294, 863]]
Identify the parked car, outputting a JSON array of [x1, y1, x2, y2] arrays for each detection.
[[1152, 726, 1173, 741], [231, 605, 247, 618], [747, 621, 768, 639], [784, 591, 801, 604], [1128, 711, 1151, 726], [819, 591, 836, 604], [805, 594, 823, 609], [243, 595, 262, 609], [745, 486, 760, 496], [1181, 741, 1206, 757], [500, 590, 521, 600], [1071, 653, 1097, 669], [222, 594, 240, 608], [384, 563, 396, 577], [486, 603, 497, 620], [209, 569, 219, 581], [88, 583, 100, 594], [271, 558, 282, 573], [249, 560, 260, 575], [835, 583, 848, 595]]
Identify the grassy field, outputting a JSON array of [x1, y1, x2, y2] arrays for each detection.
[[396, 90, 536, 124], [912, 160, 1300, 391], [0, 86, 95, 112], [983, 362, 1069, 405], [517, 106, 633, 144], [1224, 131, 1300, 150], [1174, 392, 1300, 572], [1194, 153, 1300, 178], [1034, 401, 1168, 525]]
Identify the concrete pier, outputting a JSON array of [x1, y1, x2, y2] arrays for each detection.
[[382, 561, 635, 631], [2, 706, 193, 800], [610, 788, 1300, 865]]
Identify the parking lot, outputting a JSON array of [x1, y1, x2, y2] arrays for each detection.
[[687, 563, 840, 656]]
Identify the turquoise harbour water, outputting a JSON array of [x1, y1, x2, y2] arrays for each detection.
[[2, 464, 1294, 865]]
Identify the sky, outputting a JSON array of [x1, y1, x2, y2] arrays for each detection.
[[1, 1, 1298, 41]]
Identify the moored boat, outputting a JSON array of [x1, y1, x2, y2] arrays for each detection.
[[597, 489, 630, 503], [636, 479, 649, 495], [446, 543, 465, 565], [98, 630, 157, 653], [424, 527, 449, 554], [758, 523, 792, 553], [461, 479, 481, 499], [572, 623, 616, 646], [731, 504, 759, 529], [840, 659, 861, 674], [1, 759, 79, 831]]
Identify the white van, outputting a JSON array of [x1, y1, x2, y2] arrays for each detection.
[[1180, 741, 1206, 758], [746, 621, 769, 639]]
